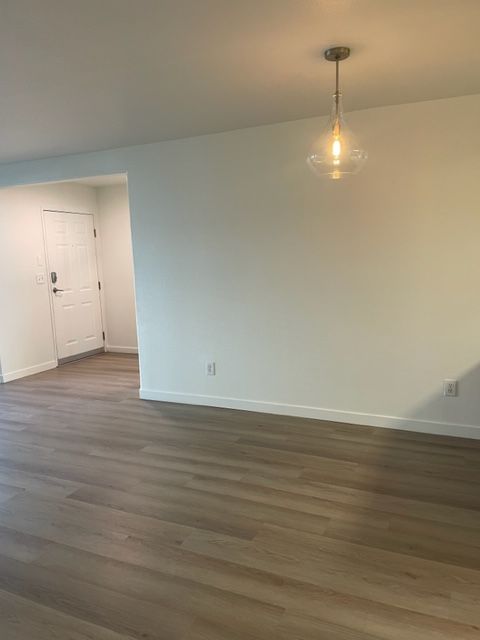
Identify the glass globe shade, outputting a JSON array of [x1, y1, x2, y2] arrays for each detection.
[[307, 93, 367, 179]]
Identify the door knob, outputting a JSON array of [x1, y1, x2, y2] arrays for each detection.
[[52, 287, 64, 294]]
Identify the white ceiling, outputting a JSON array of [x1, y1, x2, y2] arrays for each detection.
[[0, 0, 479, 164]]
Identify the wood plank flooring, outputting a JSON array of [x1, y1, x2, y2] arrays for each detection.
[[0, 352, 479, 639]]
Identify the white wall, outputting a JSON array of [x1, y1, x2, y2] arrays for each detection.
[[0, 94, 479, 438], [0, 183, 98, 381], [96, 184, 137, 353]]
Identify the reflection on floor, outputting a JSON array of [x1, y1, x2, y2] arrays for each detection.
[[0, 352, 479, 639]]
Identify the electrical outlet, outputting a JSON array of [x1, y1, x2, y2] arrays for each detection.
[[205, 361, 216, 376], [443, 379, 458, 397]]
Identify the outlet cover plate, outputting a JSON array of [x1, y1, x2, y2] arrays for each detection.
[[443, 379, 458, 397], [205, 361, 216, 376]]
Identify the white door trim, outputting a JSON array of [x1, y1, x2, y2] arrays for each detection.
[[41, 208, 60, 364]]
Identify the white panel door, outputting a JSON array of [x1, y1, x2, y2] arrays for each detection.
[[44, 211, 104, 360]]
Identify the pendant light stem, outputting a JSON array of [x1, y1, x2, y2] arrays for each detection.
[[324, 47, 349, 123], [335, 59, 340, 119], [333, 57, 341, 136]]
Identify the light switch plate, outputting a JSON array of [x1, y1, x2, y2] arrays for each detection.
[[35, 273, 46, 284]]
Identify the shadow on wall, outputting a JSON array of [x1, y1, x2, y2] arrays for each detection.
[[400, 361, 480, 439]]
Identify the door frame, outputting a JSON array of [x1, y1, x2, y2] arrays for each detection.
[[41, 208, 106, 364]]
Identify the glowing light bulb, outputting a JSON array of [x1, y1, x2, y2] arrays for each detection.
[[332, 138, 341, 158]]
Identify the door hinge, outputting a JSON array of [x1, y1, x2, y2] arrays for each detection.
[[102, 331, 105, 341], [94, 228, 97, 238], [98, 281, 101, 290]]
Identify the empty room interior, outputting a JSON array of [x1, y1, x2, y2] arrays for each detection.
[[0, 1, 479, 639]]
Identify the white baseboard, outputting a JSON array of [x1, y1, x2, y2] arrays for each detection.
[[0, 360, 57, 383], [106, 345, 138, 354], [139, 389, 480, 440]]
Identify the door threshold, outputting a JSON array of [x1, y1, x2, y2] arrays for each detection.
[[58, 347, 105, 365]]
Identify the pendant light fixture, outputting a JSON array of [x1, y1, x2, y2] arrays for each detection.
[[307, 46, 367, 179]]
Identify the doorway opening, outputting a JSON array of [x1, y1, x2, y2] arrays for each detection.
[[0, 173, 139, 383]]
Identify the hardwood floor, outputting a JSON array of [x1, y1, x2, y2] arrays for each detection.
[[0, 353, 479, 639]]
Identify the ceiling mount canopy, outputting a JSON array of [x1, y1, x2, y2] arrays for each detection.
[[323, 46, 351, 62], [307, 46, 367, 180]]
